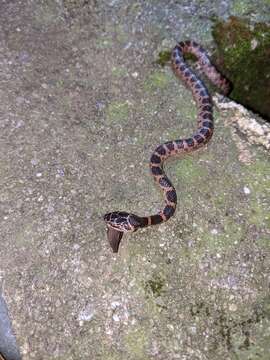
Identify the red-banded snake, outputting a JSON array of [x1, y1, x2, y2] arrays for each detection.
[[104, 40, 230, 252]]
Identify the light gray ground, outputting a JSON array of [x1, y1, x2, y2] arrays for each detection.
[[0, 1, 269, 359]]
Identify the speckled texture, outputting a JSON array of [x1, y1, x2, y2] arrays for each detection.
[[0, 1, 269, 359], [212, 16, 270, 121]]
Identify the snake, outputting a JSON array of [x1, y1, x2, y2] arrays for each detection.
[[104, 40, 230, 252]]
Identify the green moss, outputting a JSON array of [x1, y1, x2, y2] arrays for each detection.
[[174, 100, 198, 126], [124, 328, 150, 360], [144, 275, 165, 298], [198, 217, 244, 254], [174, 157, 208, 184], [248, 201, 270, 228], [111, 66, 128, 78], [102, 353, 120, 360], [240, 159, 270, 229], [95, 24, 128, 49], [128, 2, 142, 15], [231, 0, 254, 15], [96, 37, 113, 49], [213, 192, 227, 207], [106, 101, 131, 122], [183, 52, 197, 62], [115, 27, 129, 45], [188, 299, 270, 357], [156, 50, 171, 67], [245, 159, 270, 194], [144, 70, 171, 92], [258, 235, 270, 249], [33, 0, 61, 27], [233, 315, 270, 359], [212, 16, 270, 120]]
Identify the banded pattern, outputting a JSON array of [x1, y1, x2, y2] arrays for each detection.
[[104, 40, 230, 252]]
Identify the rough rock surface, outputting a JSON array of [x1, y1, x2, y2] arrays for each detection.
[[0, 1, 269, 359]]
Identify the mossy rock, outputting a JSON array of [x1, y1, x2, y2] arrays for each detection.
[[212, 16, 270, 120]]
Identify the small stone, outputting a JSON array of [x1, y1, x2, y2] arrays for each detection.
[[55, 299, 61, 307], [73, 243, 80, 250], [189, 326, 197, 334], [21, 341, 30, 354], [78, 304, 95, 322], [251, 38, 258, 50], [96, 101, 106, 111], [112, 314, 120, 322], [47, 204, 54, 213], [16, 96, 26, 105], [57, 168, 65, 177], [15, 120, 25, 128], [111, 301, 121, 309], [36, 172, 42, 177], [229, 303, 237, 312], [18, 51, 31, 64], [31, 158, 38, 166], [131, 72, 138, 78]]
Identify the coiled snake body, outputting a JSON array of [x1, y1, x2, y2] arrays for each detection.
[[104, 41, 230, 252]]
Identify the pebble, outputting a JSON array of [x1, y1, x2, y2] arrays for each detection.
[[112, 314, 120, 322], [229, 303, 237, 312], [47, 204, 54, 213], [78, 304, 95, 322], [251, 38, 258, 50], [111, 301, 121, 309], [31, 158, 38, 166], [131, 72, 138, 78]]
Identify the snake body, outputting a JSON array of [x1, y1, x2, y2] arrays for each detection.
[[104, 41, 230, 252]]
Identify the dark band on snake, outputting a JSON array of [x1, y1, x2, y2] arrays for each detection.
[[104, 40, 230, 253]]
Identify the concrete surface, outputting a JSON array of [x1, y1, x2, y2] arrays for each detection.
[[0, 1, 269, 359]]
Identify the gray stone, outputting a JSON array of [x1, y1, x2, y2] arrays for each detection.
[[0, 1, 269, 359]]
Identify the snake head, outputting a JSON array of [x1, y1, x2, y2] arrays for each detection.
[[104, 211, 142, 252]]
